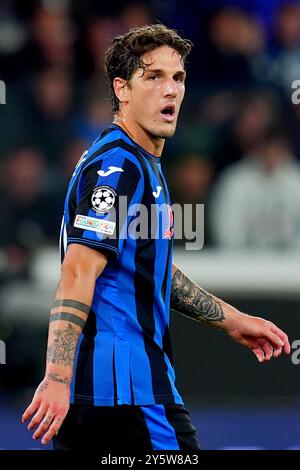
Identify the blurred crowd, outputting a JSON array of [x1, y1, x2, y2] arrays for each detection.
[[2, 0, 300, 282]]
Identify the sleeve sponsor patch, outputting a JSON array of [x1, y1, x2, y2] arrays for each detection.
[[74, 214, 115, 235]]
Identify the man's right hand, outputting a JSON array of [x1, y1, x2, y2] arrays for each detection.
[[22, 373, 70, 445]]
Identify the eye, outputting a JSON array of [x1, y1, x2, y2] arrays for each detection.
[[174, 75, 184, 83], [149, 75, 159, 80]]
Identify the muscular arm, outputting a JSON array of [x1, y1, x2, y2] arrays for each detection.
[[22, 244, 108, 444], [171, 264, 290, 361]]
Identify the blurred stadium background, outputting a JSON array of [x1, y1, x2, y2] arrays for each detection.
[[1, 0, 300, 450]]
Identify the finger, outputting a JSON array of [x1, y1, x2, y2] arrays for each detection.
[[27, 406, 47, 430], [41, 416, 63, 445], [259, 341, 273, 361], [22, 400, 40, 423], [273, 347, 282, 358], [262, 328, 285, 350], [33, 414, 54, 440], [270, 325, 290, 354], [252, 347, 265, 363], [256, 337, 282, 359], [265, 329, 283, 358]]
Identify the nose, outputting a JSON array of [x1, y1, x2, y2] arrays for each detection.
[[164, 78, 177, 98]]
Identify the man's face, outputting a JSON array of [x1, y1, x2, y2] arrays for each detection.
[[123, 45, 186, 139]]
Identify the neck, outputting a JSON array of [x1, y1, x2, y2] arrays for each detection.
[[112, 114, 164, 157]]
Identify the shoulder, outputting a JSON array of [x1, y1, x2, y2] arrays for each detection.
[[80, 129, 144, 183]]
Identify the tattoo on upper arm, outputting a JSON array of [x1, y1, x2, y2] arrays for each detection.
[[50, 312, 86, 329], [171, 269, 225, 323], [47, 323, 80, 368]]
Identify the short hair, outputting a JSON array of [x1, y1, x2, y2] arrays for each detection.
[[104, 23, 192, 113]]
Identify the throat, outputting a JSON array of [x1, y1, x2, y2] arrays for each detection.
[[112, 116, 164, 157]]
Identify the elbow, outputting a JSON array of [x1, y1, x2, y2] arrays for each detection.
[[60, 244, 108, 284], [60, 260, 96, 285]]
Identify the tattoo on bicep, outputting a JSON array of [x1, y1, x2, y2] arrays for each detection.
[[47, 323, 80, 368], [171, 270, 225, 323]]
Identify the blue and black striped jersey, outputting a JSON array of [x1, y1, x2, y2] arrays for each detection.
[[60, 124, 183, 406]]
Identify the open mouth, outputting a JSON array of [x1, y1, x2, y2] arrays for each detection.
[[160, 104, 176, 121]]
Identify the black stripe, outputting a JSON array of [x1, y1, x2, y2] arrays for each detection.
[[135, 408, 154, 451], [52, 299, 90, 315], [99, 126, 117, 140], [161, 238, 173, 302], [147, 157, 167, 197], [74, 309, 97, 402], [67, 238, 120, 258], [82, 138, 148, 174], [162, 327, 174, 366], [129, 370, 135, 405], [90, 126, 117, 147], [148, 159, 174, 342], [49, 312, 86, 329], [163, 404, 201, 451], [113, 157, 142, 248], [147, 158, 173, 303], [112, 345, 118, 406]]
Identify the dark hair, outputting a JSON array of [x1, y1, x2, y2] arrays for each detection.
[[104, 23, 193, 113]]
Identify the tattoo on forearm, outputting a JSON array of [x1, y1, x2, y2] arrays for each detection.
[[52, 299, 90, 315], [50, 312, 86, 329], [47, 323, 80, 368], [37, 373, 71, 394], [171, 269, 225, 323], [37, 381, 49, 394], [47, 372, 71, 387]]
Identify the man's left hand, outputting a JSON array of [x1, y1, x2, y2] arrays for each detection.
[[226, 313, 290, 362]]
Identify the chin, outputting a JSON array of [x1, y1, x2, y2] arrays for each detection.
[[153, 125, 177, 139]]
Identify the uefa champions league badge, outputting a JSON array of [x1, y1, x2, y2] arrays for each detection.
[[90, 185, 116, 214]]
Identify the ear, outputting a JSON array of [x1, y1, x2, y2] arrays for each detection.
[[113, 77, 130, 106]]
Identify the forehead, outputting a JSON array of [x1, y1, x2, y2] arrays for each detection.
[[141, 45, 184, 72]]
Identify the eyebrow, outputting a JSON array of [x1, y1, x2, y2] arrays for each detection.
[[143, 68, 186, 78]]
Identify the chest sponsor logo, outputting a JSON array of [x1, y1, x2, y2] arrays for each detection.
[[152, 185, 163, 198], [97, 166, 124, 177]]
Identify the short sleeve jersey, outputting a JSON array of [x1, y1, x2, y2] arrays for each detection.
[[60, 124, 183, 406]]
